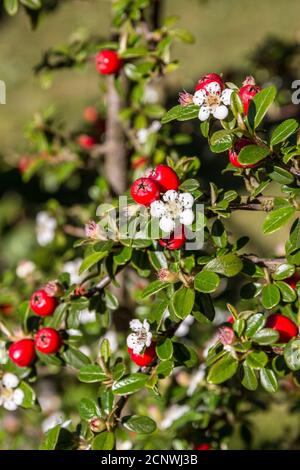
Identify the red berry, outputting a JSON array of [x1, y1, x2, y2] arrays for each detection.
[[227, 315, 234, 324], [130, 177, 160, 206], [95, 50, 123, 75], [159, 227, 186, 250], [128, 342, 156, 367], [148, 164, 180, 192], [9, 339, 36, 368], [34, 328, 62, 354], [83, 106, 98, 123], [286, 272, 300, 290], [30, 289, 57, 317], [239, 84, 261, 114], [195, 73, 224, 93], [265, 313, 298, 343], [194, 443, 211, 451], [18, 156, 33, 174], [228, 138, 255, 169], [77, 134, 96, 149]]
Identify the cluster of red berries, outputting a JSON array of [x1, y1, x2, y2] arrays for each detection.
[[8, 289, 62, 368], [195, 73, 261, 169], [128, 342, 156, 367], [130, 164, 186, 250]]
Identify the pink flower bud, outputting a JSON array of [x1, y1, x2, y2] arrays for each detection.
[[218, 326, 235, 346], [178, 90, 193, 106]]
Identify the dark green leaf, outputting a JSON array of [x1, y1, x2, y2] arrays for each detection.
[[140, 280, 169, 299], [275, 281, 297, 302], [259, 367, 278, 393], [246, 350, 268, 369], [204, 253, 243, 277], [284, 339, 300, 371], [194, 271, 220, 293], [112, 373, 148, 395], [161, 104, 199, 124], [207, 352, 238, 384], [252, 328, 279, 345], [242, 363, 258, 391], [238, 145, 269, 165], [122, 415, 156, 434], [78, 398, 101, 420], [62, 347, 91, 369], [92, 432, 115, 450], [39, 425, 61, 450], [78, 365, 106, 383], [271, 119, 299, 146], [156, 339, 173, 361], [273, 263, 295, 280], [249, 86, 276, 128], [171, 287, 195, 319], [263, 207, 295, 235], [261, 284, 281, 309], [245, 313, 265, 337]]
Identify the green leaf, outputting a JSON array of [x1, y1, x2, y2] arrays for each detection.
[[61, 347, 91, 369], [269, 166, 294, 185], [79, 251, 108, 275], [204, 253, 243, 277], [242, 363, 258, 391], [233, 319, 245, 337], [171, 287, 195, 319], [259, 367, 278, 393], [179, 178, 200, 192], [122, 415, 156, 434], [238, 145, 269, 165], [284, 339, 300, 371], [209, 130, 233, 153], [4, 0, 19, 15], [173, 342, 198, 368], [275, 281, 297, 302], [19, 381, 36, 408], [114, 246, 132, 266], [211, 219, 227, 248], [273, 263, 295, 281], [197, 293, 215, 322], [207, 352, 238, 384], [263, 207, 296, 235], [156, 339, 173, 361], [161, 104, 199, 124], [44, 303, 67, 329], [288, 218, 300, 254], [246, 350, 268, 369], [92, 432, 115, 450], [252, 328, 279, 345], [245, 313, 265, 337], [261, 284, 281, 309], [140, 280, 169, 299], [78, 398, 101, 420], [78, 365, 106, 383], [271, 119, 299, 146], [104, 291, 119, 310], [20, 0, 41, 9], [249, 86, 276, 128], [156, 360, 174, 378], [194, 271, 220, 293], [112, 373, 148, 395], [40, 425, 61, 450], [100, 338, 111, 363]]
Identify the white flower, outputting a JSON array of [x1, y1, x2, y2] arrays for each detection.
[[127, 319, 152, 355], [117, 440, 133, 450], [160, 405, 189, 430], [78, 308, 96, 325], [150, 190, 194, 233], [0, 373, 24, 411], [62, 258, 84, 284], [193, 82, 233, 121], [16, 260, 36, 279], [36, 211, 57, 246], [42, 412, 71, 433], [137, 120, 162, 144]]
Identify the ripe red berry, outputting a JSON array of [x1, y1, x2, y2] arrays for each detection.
[[159, 227, 186, 250], [239, 84, 261, 114], [128, 342, 156, 367], [83, 106, 98, 123], [227, 315, 234, 324], [148, 164, 180, 192], [265, 313, 298, 343], [30, 289, 57, 317], [195, 73, 224, 93], [77, 134, 96, 149], [95, 50, 123, 75], [286, 272, 300, 290], [130, 177, 160, 206], [194, 443, 211, 451], [229, 138, 255, 169], [8, 339, 36, 368], [34, 328, 62, 354]]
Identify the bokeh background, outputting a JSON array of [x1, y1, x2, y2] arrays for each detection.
[[0, 0, 300, 449]]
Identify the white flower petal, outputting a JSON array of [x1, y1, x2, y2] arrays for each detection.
[[127, 334, 144, 354], [3, 399, 18, 411], [178, 193, 194, 209], [198, 106, 211, 121], [213, 105, 228, 120], [193, 90, 206, 106], [221, 88, 233, 106], [162, 190, 178, 203], [206, 82, 221, 94], [145, 332, 152, 348], [159, 216, 175, 233], [180, 209, 194, 226], [2, 373, 19, 389], [150, 200, 166, 218], [129, 319, 143, 332], [142, 319, 151, 332], [13, 389, 24, 406]]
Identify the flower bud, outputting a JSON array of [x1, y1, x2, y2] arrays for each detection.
[[178, 91, 193, 106], [218, 326, 235, 346], [157, 269, 179, 283], [89, 417, 107, 433]]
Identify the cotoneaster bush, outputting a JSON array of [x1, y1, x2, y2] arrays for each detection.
[[0, 0, 300, 451]]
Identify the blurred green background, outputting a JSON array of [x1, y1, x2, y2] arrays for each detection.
[[0, 0, 300, 449]]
